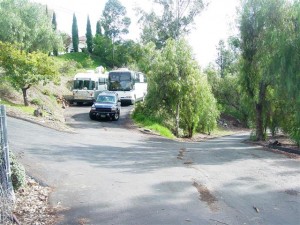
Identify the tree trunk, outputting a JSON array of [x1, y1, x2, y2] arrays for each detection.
[[112, 37, 115, 68], [188, 124, 194, 138], [255, 82, 267, 141], [22, 85, 30, 106], [175, 103, 180, 137]]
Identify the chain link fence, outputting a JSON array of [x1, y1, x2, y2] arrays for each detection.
[[0, 105, 15, 224]]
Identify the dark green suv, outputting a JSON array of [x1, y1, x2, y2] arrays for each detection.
[[89, 92, 120, 121]]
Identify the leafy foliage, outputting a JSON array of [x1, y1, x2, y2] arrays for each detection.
[[132, 103, 175, 138], [0, 41, 59, 106], [93, 36, 142, 68], [0, 0, 63, 53], [272, 1, 300, 145], [215, 39, 238, 78], [101, 0, 131, 41], [239, 0, 286, 140], [10, 153, 26, 191], [237, 0, 300, 145], [100, 0, 131, 66], [205, 63, 249, 125], [137, 0, 205, 48], [144, 39, 219, 137], [60, 32, 72, 53]]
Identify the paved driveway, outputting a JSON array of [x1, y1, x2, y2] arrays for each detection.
[[7, 105, 300, 225]]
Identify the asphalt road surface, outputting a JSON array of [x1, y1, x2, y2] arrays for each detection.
[[7, 105, 300, 225]]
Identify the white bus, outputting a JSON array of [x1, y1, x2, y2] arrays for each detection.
[[108, 68, 147, 105], [70, 67, 108, 105]]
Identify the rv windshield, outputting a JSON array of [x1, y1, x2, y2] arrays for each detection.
[[74, 80, 95, 90], [108, 72, 132, 91]]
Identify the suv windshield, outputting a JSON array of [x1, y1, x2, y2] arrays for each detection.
[[96, 95, 116, 103]]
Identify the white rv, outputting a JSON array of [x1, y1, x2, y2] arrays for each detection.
[[70, 67, 108, 105]]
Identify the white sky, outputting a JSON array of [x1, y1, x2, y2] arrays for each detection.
[[31, 0, 240, 68]]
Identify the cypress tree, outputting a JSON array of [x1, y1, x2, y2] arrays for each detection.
[[52, 12, 57, 30], [86, 15, 93, 53], [96, 20, 102, 36], [72, 13, 79, 52], [52, 12, 58, 56]]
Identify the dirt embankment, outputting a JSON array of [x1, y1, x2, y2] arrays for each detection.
[[0, 77, 74, 132]]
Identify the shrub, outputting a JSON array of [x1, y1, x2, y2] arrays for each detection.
[[30, 98, 42, 106], [42, 89, 51, 96], [10, 153, 26, 190]]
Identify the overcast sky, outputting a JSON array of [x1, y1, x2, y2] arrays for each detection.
[[32, 0, 240, 68]]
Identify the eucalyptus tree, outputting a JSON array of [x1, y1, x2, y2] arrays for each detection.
[[0, 0, 62, 53], [215, 39, 237, 78], [272, 1, 300, 145], [72, 13, 79, 52], [60, 32, 72, 53], [239, 0, 286, 141], [137, 0, 205, 48], [101, 0, 131, 65]]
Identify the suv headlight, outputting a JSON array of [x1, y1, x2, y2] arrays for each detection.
[[111, 106, 117, 111], [91, 105, 96, 111]]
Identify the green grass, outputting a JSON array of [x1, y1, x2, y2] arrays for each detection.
[[210, 126, 239, 136], [132, 112, 175, 139], [0, 99, 35, 115], [57, 52, 101, 69]]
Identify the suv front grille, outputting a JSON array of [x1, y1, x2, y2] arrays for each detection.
[[96, 108, 111, 112]]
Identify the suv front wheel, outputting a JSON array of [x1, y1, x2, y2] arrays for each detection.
[[113, 112, 120, 121]]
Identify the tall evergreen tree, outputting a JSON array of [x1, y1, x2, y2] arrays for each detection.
[[52, 12, 57, 30], [72, 13, 79, 52], [86, 15, 93, 53], [96, 20, 102, 36], [52, 12, 58, 56]]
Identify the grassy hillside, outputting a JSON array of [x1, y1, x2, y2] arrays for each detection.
[[0, 52, 107, 130], [57, 52, 102, 69]]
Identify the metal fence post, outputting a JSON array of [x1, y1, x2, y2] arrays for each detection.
[[0, 105, 15, 202]]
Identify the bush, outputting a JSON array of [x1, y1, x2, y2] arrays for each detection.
[[10, 153, 26, 190], [42, 89, 51, 96], [30, 98, 42, 106], [57, 59, 80, 76], [132, 102, 174, 138]]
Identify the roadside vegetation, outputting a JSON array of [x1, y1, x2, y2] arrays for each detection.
[[0, 0, 299, 143]]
